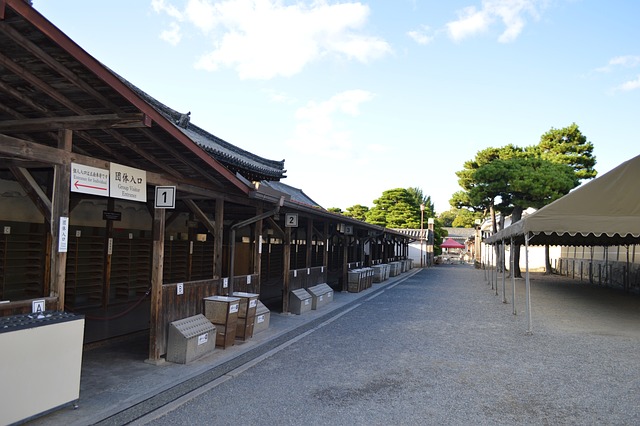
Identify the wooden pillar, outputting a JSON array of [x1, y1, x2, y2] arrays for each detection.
[[253, 206, 263, 294], [213, 198, 224, 279], [148, 208, 165, 363], [50, 129, 71, 311], [305, 218, 312, 268], [323, 222, 329, 272], [103, 198, 114, 309], [282, 226, 291, 313], [342, 235, 348, 292]]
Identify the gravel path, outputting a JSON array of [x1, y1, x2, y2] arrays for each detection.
[[147, 265, 640, 425]]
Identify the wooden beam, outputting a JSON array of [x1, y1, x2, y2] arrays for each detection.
[[0, 133, 228, 199], [9, 166, 52, 220], [183, 199, 216, 236], [0, 113, 152, 132]]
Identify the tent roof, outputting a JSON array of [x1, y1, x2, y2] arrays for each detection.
[[441, 238, 466, 249], [486, 154, 640, 246]]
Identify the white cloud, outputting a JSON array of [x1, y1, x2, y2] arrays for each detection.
[[613, 75, 640, 92], [407, 26, 435, 45], [152, 0, 184, 20], [447, 6, 492, 42], [261, 88, 296, 104], [286, 90, 375, 158], [596, 55, 640, 73], [446, 0, 545, 43], [153, 0, 391, 80], [160, 22, 182, 45]]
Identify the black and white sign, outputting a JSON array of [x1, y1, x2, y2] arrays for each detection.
[[285, 213, 298, 227], [155, 186, 176, 209]]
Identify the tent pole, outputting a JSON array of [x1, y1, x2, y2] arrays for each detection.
[[525, 232, 532, 334], [495, 242, 499, 295], [511, 236, 516, 315], [501, 240, 506, 303], [484, 237, 488, 282], [489, 244, 496, 290], [494, 242, 498, 294]]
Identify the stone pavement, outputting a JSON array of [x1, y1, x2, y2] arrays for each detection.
[[27, 268, 420, 426]]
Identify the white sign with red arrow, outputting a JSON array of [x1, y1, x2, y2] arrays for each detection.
[[71, 163, 110, 196]]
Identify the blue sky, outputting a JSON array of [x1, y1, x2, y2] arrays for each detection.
[[34, 0, 640, 214]]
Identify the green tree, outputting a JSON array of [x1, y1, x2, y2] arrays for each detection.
[[439, 208, 481, 228], [366, 188, 421, 228], [366, 187, 445, 256], [453, 124, 597, 276], [327, 207, 343, 214], [533, 123, 597, 181], [343, 204, 369, 221]]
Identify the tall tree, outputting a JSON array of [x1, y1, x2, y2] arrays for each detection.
[[366, 188, 421, 228], [524, 123, 597, 273], [343, 204, 369, 221]]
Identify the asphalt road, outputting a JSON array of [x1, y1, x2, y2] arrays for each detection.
[[134, 265, 640, 425]]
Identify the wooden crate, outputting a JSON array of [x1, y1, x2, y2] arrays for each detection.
[[215, 324, 237, 349], [235, 317, 255, 341], [203, 296, 240, 325]]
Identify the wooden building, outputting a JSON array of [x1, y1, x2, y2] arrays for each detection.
[[0, 0, 412, 362]]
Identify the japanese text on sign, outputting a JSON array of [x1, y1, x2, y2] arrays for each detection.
[[109, 163, 147, 202]]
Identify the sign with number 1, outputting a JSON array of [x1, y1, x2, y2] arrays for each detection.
[[155, 186, 176, 209]]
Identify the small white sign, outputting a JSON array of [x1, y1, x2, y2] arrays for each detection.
[[154, 186, 176, 209], [304, 299, 310, 305], [75, 230, 81, 238], [3, 226, 10, 235], [285, 213, 298, 227], [319, 295, 324, 301], [222, 278, 228, 289], [58, 217, 69, 253], [247, 275, 251, 284], [177, 283, 184, 295], [229, 303, 239, 314], [71, 163, 109, 196], [107, 238, 113, 255], [307, 268, 310, 275], [32, 299, 45, 313], [110, 163, 147, 202], [345, 225, 353, 235], [257, 314, 265, 324], [197, 333, 208, 345], [249, 299, 257, 308], [294, 270, 297, 278]]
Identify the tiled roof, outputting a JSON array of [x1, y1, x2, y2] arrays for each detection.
[[259, 181, 322, 208], [120, 76, 286, 182]]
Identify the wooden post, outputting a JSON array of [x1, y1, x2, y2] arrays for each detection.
[[253, 206, 263, 294], [342, 235, 348, 292], [214, 198, 224, 279], [50, 129, 71, 311], [103, 198, 114, 309], [322, 222, 329, 275], [306, 218, 313, 268], [282, 226, 291, 313], [148, 207, 165, 363]]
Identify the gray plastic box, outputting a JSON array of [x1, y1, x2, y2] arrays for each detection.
[[166, 314, 216, 364]]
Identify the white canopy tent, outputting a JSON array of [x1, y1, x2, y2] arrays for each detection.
[[484, 154, 640, 333]]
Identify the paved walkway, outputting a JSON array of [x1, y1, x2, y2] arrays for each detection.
[[27, 265, 640, 425]]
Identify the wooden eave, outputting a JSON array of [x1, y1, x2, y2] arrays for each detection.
[[0, 0, 253, 197]]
